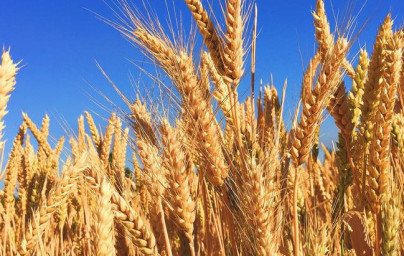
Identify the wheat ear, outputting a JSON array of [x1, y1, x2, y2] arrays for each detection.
[[100, 113, 115, 168], [161, 120, 196, 255], [368, 29, 402, 255], [223, 0, 244, 87], [23, 113, 53, 157], [360, 16, 393, 148], [130, 99, 157, 145], [327, 81, 353, 145], [291, 38, 349, 166], [178, 51, 229, 186], [85, 111, 101, 147], [381, 185, 401, 256], [136, 137, 166, 198], [132, 28, 177, 76], [366, 25, 401, 211], [83, 158, 159, 255], [3, 124, 25, 208], [112, 191, 159, 255], [93, 178, 116, 256], [202, 52, 232, 123], [184, 0, 225, 72], [0, 49, 19, 148], [349, 49, 370, 136], [312, 0, 334, 60], [19, 157, 86, 255]]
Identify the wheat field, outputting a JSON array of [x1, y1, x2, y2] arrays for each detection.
[[0, 0, 404, 255]]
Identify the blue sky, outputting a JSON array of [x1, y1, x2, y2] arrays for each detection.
[[0, 0, 403, 154]]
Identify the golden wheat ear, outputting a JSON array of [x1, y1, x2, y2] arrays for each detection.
[[161, 120, 196, 255], [223, 0, 245, 88], [92, 177, 116, 256], [0, 49, 19, 148], [291, 37, 349, 167], [184, 0, 225, 73]]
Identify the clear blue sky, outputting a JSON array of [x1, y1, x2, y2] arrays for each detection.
[[0, 0, 403, 153]]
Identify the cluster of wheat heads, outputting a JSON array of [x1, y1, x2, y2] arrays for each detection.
[[1, 0, 404, 255]]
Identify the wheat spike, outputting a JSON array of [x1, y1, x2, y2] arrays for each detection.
[[178, 51, 229, 185], [291, 38, 349, 166], [23, 113, 53, 157], [224, 0, 245, 87], [184, 0, 225, 72], [367, 26, 402, 211], [161, 120, 196, 254], [100, 113, 115, 168], [85, 111, 101, 147], [349, 49, 370, 136], [313, 0, 334, 60], [0, 49, 19, 148], [360, 16, 393, 150], [327, 81, 353, 145], [93, 178, 116, 256]]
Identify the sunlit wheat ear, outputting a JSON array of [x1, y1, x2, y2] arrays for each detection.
[[85, 111, 101, 147], [349, 49, 370, 137], [360, 16, 393, 151], [136, 137, 166, 198], [19, 157, 87, 255], [203, 52, 233, 123], [392, 113, 404, 156], [40, 114, 50, 140], [381, 181, 401, 256], [291, 37, 349, 166], [184, 0, 225, 73], [223, 0, 245, 87], [112, 192, 158, 255], [199, 53, 211, 100], [313, 0, 334, 60], [130, 101, 165, 197], [245, 159, 280, 255], [313, 0, 357, 135], [161, 120, 196, 255], [367, 29, 403, 209], [327, 81, 353, 144], [176, 51, 228, 186], [130, 99, 157, 145], [111, 118, 122, 171], [100, 113, 116, 168], [0, 49, 19, 149], [93, 178, 116, 256], [313, 0, 354, 78], [18, 135, 32, 229], [132, 28, 177, 75], [86, 165, 159, 255], [3, 124, 25, 213], [363, 16, 394, 212], [23, 113, 53, 157]]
